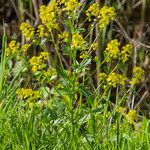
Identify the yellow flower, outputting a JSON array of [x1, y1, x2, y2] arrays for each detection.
[[107, 72, 119, 87], [79, 51, 89, 59], [126, 110, 138, 124], [20, 22, 35, 41], [86, 3, 100, 21], [21, 44, 31, 53], [43, 68, 57, 79], [91, 43, 98, 51], [99, 6, 116, 30], [58, 31, 69, 42], [107, 72, 127, 87], [36, 67, 57, 84], [105, 39, 120, 61], [6, 40, 20, 57], [36, 25, 48, 37], [57, 0, 65, 5], [116, 106, 126, 114], [119, 74, 128, 86], [130, 67, 144, 86], [30, 52, 49, 73], [64, 0, 80, 12], [39, 2, 59, 32], [98, 72, 107, 80], [16, 88, 41, 106], [16, 88, 41, 101], [71, 33, 87, 50], [40, 52, 49, 60], [121, 44, 133, 62]]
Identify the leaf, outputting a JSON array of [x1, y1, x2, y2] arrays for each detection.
[[62, 44, 71, 56], [39, 86, 50, 99], [0, 27, 7, 97], [12, 61, 27, 76], [75, 58, 91, 72], [79, 86, 93, 106], [76, 28, 86, 33], [41, 38, 47, 45], [92, 107, 104, 113]]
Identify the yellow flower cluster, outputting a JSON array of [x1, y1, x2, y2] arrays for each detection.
[[130, 67, 144, 86], [98, 72, 107, 80], [106, 39, 120, 61], [126, 110, 138, 124], [116, 106, 126, 114], [105, 39, 132, 62], [21, 43, 31, 53], [36, 25, 48, 37], [44, 68, 57, 78], [91, 43, 98, 51], [30, 52, 49, 73], [99, 6, 116, 30], [63, 0, 80, 12], [79, 51, 89, 59], [71, 33, 87, 50], [20, 22, 35, 41], [86, 3, 100, 21], [86, 3, 116, 29], [57, 0, 65, 5], [39, 2, 59, 32], [58, 31, 69, 42], [16, 88, 41, 106], [116, 107, 138, 124], [6, 40, 20, 57], [107, 72, 127, 87], [37, 67, 57, 83], [121, 44, 133, 62]]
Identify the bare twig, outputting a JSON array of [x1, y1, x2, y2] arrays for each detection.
[[132, 0, 143, 9], [32, 0, 40, 26], [77, 0, 87, 18], [115, 19, 150, 49], [9, 0, 21, 22], [24, 10, 36, 21], [134, 91, 149, 109]]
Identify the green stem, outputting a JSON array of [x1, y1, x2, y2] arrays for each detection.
[[0, 26, 7, 99], [50, 32, 64, 70], [116, 86, 120, 150]]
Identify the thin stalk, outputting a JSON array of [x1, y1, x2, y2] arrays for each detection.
[[32, 0, 40, 26], [18, 0, 24, 22], [95, 0, 101, 97], [69, 15, 77, 148], [141, 0, 147, 22], [50, 31, 64, 70], [0, 25, 7, 99], [69, 63, 76, 147], [116, 112, 120, 150], [116, 86, 120, 150], [10, 0, 21, 22]]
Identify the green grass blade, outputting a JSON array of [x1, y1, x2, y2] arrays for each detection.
[[0, 26, 7, 98]]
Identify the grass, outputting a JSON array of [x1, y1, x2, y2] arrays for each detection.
[[0, 99, 150, 149], [0, 0, 150, 149], [0, 25, 7, 98]]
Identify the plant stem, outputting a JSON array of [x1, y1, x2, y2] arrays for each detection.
[[0, 25, 7, 99], [95, 0, 101, 97]]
